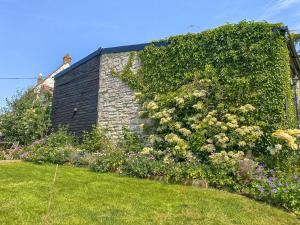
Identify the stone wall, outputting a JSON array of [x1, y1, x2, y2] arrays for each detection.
[[97, 52, 142, 140]]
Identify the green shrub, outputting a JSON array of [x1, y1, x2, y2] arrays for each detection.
[[89, 150, 125, 173], [207, 151, 259, 191], [120, 153, 156, 178], [119, 127, 143, 153], [80, 126, 115, 153], [24, 145, 78, 164], [0, 144, 22, 160], [22, 128, 78, 164], [0, 88, 52, 146]]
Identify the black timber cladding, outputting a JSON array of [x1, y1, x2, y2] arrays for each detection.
[[51, 42, 168, 137], [51, 55, 100, 136]]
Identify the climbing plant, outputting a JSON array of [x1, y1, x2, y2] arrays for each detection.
[[114, 21, 297, 131]]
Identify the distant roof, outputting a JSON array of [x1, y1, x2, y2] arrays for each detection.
[[54, 42, 168, 80]]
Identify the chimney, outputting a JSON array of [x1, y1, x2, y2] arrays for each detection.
[[63, 53, 72, 64], [37, 73, 43, 85]]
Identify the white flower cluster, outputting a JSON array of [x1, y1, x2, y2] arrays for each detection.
[[179, 128, 192, 137], [175, 97, 185, 106], [203, 114, 218, 126], [235, 125, 263, 138], [224, 113, 239, 128], [141, 147, 153, 155], [239, 104, 256, 113], [200, 144, 216, 153], [192, 90, 206, 98], [165, 133, 188, 150], [160, 117, 172, 125], [199, 79, 212, 87], [214, 133, 230, 148], [238, 141, 247, 147], [151, 108, 175, 125], [174, 122, 182, 130], [193, 102, 204, 111], [133, 92, 143, 100], [210, 151, 244, 165], [148, 134, 161, 144], [267, 144, 282, 155], [143, 101, 159, 111]]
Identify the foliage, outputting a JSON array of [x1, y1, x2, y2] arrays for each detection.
[[22, 127, 78, 164], [135, 70, 264, 161], [0, 88, 52, 146], [0, 144, 22, 160], [80, 125, 116, 153], [252, 168, 300, 216], [290, 33, 300, 45], [111, 52, 144, 90], [106, 21, 300, 215], [119, 126, 143, 153], [120, 152, 157, 178], [207, 151, 258, 191], [139, 21, 296, 128], [264, 129, 300, 172], [88, 150, 125, 173]]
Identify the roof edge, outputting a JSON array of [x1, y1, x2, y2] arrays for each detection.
[[54, 41, 168, 80], [54, 48, 102, 80]]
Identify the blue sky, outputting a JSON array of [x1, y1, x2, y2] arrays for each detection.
[[0, 0, 300, 107]]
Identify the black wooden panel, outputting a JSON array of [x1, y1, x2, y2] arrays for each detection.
[[51, 55, 100, 137]]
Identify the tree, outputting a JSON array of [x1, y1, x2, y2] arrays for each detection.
[[0, 88, 52, 146]]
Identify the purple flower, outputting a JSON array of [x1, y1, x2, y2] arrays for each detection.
[[269, 183, 276, 188], [262, 164, 268, 168], [257, 185, 264, 193], [272, 189, 278, 193], [148, 155, 156, 161], [19, 152, 27, 159], [269, 177, 276, 181], [285, 183, 291, 188], [292, 175, 298, 180]]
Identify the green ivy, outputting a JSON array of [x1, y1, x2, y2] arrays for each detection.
[[115, 21, 297, 130], [111, 52, 144, 90]]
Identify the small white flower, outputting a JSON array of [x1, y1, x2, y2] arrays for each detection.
[[141, 147, 153, 155]]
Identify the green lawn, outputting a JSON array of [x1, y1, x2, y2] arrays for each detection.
[[0, 163, 298, 225]]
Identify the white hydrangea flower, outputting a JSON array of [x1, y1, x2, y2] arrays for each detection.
[[141, 147, 153, 155], [192, 90, 206, 98], [175, 97, 185, 105], [179, 128, 192, 137]]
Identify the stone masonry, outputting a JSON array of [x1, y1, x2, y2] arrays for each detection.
[[97, 52, 142, 140]]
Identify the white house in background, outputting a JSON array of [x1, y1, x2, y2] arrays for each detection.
[[35, 54, 72, 93]]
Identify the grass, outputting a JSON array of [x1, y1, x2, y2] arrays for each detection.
[[0, 163, 298, 225]]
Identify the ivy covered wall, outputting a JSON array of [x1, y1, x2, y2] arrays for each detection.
[[137, 21, 296, 130]]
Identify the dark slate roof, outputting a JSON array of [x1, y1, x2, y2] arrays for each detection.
[[54, 42, 168, 80]]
